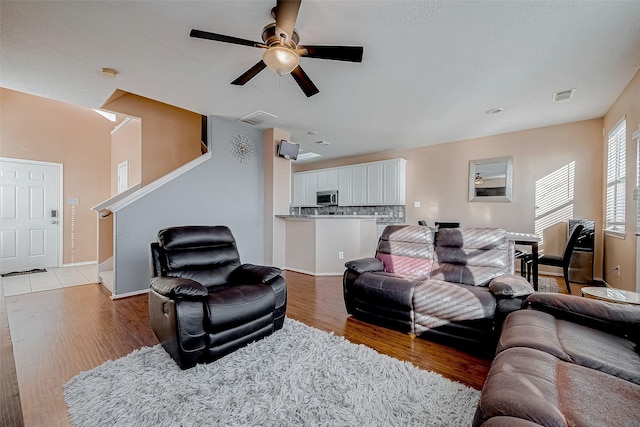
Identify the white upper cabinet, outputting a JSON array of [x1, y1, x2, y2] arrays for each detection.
[[350, 164, 368, 206], [317, 169, 338, 191], [304, 173, 318, 206], [382, 159, 406, 204], [337, 168, 352, 206], [366, 162, 384, 204], [292, 158, 406, 207], [292, 172, 319, 206]]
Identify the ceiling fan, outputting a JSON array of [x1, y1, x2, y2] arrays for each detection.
[[190, 0, 364, 97]]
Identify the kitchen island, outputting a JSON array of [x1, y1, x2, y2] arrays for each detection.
[[276, 215, 378, 276]]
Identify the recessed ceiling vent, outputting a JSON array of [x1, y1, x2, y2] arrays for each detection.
[[553, 89, 575, 102], [237, 110, 279, 126]]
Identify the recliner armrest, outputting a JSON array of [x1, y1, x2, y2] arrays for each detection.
[[489, 275, 535, 298], [229, 263, 282, 285], [344, 257, 384, 274], [150, 276, 208, 299], [526, 293, 640, 337]]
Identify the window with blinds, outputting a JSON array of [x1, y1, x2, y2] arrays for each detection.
[[605, 118, 626, 233]]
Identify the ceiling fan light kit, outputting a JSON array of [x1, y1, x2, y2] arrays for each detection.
[[263, 46, 299, 76], [190, 0, 363, 97]]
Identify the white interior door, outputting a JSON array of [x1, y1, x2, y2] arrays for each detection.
[[117, 160, 128, 194], [0, 158, 61, 273]]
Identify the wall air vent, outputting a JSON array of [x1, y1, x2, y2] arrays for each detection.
[[237, 110, 279, 126], [553, 89, 575, 102]]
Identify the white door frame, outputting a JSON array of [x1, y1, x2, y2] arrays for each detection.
[[0, 157, 64, 269]]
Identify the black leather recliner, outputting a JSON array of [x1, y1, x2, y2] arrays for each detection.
[[149, 225, 287, 369]]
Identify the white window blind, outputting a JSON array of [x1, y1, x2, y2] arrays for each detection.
[[606, 118, 626, 232]]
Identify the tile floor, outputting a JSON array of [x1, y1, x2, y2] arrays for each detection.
[[1, 264, 98, 297]]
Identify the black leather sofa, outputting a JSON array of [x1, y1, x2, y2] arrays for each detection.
[[344, 225, 534, 353], [149, 226, 286, 369]]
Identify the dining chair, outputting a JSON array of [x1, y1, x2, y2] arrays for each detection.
[[531, 224, 584, 294]]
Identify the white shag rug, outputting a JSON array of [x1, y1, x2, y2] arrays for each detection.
[[64, 318, 480, 427]]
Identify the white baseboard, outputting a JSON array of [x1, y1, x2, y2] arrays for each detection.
[[111, 288, 149, 300], [62, 260, 98, 267], [98, 257, 113, 272], [284, 268, 343, 277], [284, 267, 316, 276]]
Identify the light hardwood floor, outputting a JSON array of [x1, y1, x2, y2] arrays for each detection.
[[2, 271, 580, 426]]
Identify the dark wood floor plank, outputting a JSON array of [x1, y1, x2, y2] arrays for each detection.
[[5, 273, 579, 426], [0, 282, 25, 427], [283, 272, 492, 389], [6, 284, 158, 427]]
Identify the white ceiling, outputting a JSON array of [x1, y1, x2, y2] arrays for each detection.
[[2, 1, 640, 161]]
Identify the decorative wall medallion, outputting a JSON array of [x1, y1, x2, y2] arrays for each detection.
[[230, 135, 255, 163]]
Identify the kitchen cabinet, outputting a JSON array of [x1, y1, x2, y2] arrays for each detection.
[[382, 159, 406, 204], [317, 169, 338, 191], [366, 163, 384, 204], [292, 173, 306, 206], [351, 165, 367, 205], [292, 158, 406, 207], [292, 172, 319, 206], [337, 168, 352, 206], [304, 173, 318, 206]]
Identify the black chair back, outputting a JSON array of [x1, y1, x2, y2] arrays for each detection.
[[154, 226, 242, 288], [562, 224, 584, 268]]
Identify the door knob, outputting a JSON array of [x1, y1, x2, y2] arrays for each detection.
[[51, 220, 58, 224]]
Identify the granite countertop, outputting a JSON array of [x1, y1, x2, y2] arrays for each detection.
[[276, 214, 379, 219]]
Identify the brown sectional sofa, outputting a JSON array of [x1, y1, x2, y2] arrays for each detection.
[[474, 293, 640, 426], [343, 225, 535, 353]]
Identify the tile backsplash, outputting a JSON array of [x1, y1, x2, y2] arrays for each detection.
[[292, 205, 406, 224]]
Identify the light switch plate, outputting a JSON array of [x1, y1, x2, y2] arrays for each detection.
[[414, 201, 421, 208]]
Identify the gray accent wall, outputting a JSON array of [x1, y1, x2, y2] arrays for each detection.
[[113, 116, 264, 296]]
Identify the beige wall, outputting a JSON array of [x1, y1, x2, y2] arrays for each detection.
[[101, 90, 202, 186], [602, 69, 640, 291], [295, 118, 605, 278], [263, 128, 291, 267], [0, 88, 112, 264], [110, 117, 142, 196], [97, 214, 113, 265]]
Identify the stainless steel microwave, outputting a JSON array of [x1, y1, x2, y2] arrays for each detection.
[[316, 190, 338, 206]]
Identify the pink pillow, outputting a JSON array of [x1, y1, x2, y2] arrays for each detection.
[[376, 253, 432, 278]]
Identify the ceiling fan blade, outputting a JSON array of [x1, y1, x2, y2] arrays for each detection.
[[291, 65, 319, 97], [190, 29, 263, 48], [299, 45, 364, 62], [231, 61, 267, 85], [275, 0, 301, 44]]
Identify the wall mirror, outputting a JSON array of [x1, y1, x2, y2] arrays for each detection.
[[469, 156, 513, 202]]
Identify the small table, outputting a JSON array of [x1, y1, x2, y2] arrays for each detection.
[[508, 232, 540, 291], [581, 287, 640, 305]]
